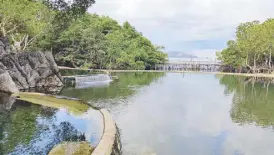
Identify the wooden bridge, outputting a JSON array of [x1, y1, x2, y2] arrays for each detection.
[[155, 61, 221, 72]]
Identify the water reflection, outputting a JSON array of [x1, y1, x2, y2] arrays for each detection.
[[219, 75, 274, 127], [75, 74, 112, 89], [0, 95, 102, 155], [59, 72, 274, 155], [59, 69, 98, 76], [5, 72, 274, 155], [60, 72, 166, 102]]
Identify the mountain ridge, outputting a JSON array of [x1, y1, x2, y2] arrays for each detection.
[[167, 51, 198, 58]]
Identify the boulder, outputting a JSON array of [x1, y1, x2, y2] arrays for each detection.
[[0, 37, 63, 92], [0, 92, 16, 110], [0, 70, 19, 93]]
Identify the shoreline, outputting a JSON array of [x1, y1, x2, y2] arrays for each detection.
[[58, 66, 274, 78], [105, 70, 274, 78], [12, 92, 120, 155]]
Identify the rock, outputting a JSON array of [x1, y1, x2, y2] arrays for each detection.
[[0, 71, 19, 93], [0, 92, 16, 110], [0, 37, 11, 56], [48, 142, 94, 155], [0, 37, 63, 92], [0, 40, 6, 57]]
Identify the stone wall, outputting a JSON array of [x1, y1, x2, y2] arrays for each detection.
[[0, 37, 63, 93], [92, 109, 122, 155], [111, 125, 122, 155]]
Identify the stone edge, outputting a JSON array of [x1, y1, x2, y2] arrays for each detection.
[[92, 109, 117, 155], [12, 92, 117, 155]]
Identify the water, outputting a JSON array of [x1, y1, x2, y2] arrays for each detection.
[[59, 69, 105, 76], [58, 72, 274, 155], [0, 93, 102, 155], [75, 74, 112, 89]]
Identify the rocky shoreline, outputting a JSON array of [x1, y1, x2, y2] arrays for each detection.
[[0, 37, 63, 93]]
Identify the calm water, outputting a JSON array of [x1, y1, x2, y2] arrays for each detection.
[[59, 72, 274, 155], [0, 94, 102, 155]]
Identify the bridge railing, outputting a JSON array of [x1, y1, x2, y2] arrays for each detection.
[[163, 60, 221, 65], [155, 61, 222, 72]]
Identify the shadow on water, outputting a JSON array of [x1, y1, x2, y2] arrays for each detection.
[[0, 93, 102, 155], [218, 75, 274, 128]]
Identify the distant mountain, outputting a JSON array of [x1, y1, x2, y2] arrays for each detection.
[[167, 51, 198, 58]]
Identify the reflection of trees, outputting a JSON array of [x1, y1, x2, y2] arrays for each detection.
[[54, 122, 86, 142], [59, 69, 102, 76], [219, 75, 274, 127], [60, 72, 166, 101], [1, 100, 41, 154], [0, 99, 85, 155], [32, 121, 86, 155]]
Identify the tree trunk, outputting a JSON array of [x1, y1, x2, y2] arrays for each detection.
[[253, 56, 256, 73], [265, 55, 268, 67], [269, 52, 272, 72], [71, 59, 78, 68], [1, 27, 6, 37]]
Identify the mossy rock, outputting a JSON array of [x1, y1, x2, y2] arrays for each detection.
[[12, 92, 90, 115], [49, 142, 94, 155]]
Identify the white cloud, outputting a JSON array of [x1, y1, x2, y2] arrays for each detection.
[[88, 0, 274, 56], [191, 49, 222, 59]]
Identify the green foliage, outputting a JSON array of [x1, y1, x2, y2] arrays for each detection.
[[37, 0, 96, 51], [0, 0, 52, 51], [55, 14, 167, 70], [2, 0, 167, 69], [218, 40, 243, 68], [218, 19, 274, 73]]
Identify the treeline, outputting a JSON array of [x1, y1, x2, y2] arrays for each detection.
[[0, 0, 167, 70], [217, 19, 274, 73]]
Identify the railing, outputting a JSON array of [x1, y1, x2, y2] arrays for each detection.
[[156, 61, 221, 72], [164, 60, 221, 65]]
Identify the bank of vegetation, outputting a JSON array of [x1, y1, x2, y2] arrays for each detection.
[[0, 0, 167, 70], [217, 19, 274, 73]]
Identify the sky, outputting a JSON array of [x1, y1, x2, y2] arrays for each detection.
[[88, 0, 274, 59]]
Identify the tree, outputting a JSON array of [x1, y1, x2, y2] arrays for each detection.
[[55, 14, 167, 70], [55, 14, 110, 68], [0, 0, 52, 51], [38, 0, 95, 52], [0, 0, 167, 70], [218, 19, 274, 73]]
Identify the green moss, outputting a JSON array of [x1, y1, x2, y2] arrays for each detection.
[[12, 92, 90, 115], [48, 142, 94, 155]]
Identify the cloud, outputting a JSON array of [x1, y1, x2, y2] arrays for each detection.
[[88, 0, 274, 57], [191, 49, 221, 59]]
